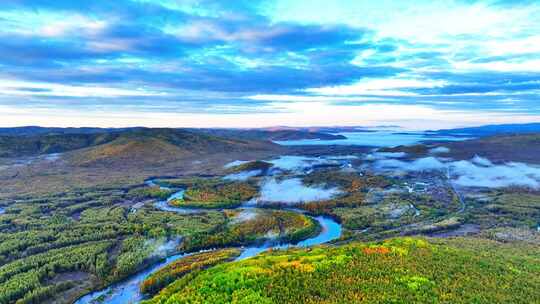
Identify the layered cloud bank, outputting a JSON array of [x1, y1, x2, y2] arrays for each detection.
[[374, 155, 540, 189], [259, 178, 341, 203], [1, 1, 540, 127], [268, 155, 353, 172]]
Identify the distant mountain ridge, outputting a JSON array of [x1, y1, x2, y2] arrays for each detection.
[[0, 128, 278, 158], [0, 126, 142, 136], [68, 128, 279, 167], [0, 126, 347, 140], [0, 132, 118, 157], [189, 128, 346, 141], [432, 123, 540, 137]]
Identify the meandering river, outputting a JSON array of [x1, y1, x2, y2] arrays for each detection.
[[76, 185, 342, 304]]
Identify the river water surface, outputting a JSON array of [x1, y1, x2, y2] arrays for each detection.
[[76, 186, 342, 304]]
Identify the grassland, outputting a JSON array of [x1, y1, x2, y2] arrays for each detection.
[[144, 237, 540, 304]]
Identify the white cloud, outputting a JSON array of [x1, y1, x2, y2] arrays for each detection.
[[451, 160, 540, 188], [231, 209, 258, 223], [471, 155, 493, 167], [247, 94, 386, 102], [305, 78, 447, 96], [375, 156, 446, 172], [2, 102, 540, 130], [453, 59, 540, 72], [0, 11, 108, 38], [38, 15, 107, 37], [224, 160, 250, 168], [0, 79, 164, 98], [270, 1, 538, 43], [429, 147, 450, 154], [223, 170, 262, 181], [259, 178, 341, 204], [268, 156, 328, 171], [364, 152, 407, 161], [485, 35, 540, 56], [373, 155, 540, 189]]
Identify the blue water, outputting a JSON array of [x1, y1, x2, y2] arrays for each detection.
[[75, 253, 191, 304], [297, 216, 342, 247], [76, 186, 342, 304], [234, 215, 342, 260], [275, 131, 471, 147]]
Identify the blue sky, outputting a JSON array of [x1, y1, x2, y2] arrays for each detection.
[[1, 0, 539, 129]]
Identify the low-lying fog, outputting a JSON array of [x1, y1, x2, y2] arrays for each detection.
[[373, 153, 540, 189], [149, 237, 182, 257], [232, 209, 258, 223], [259, 178, 341, 204], [274, 131, 471, 147], [223, 170, 262, 181], [225, 146, 540, 206], [268, 156, 332, 171]]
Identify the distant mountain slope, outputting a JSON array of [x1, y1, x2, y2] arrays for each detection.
[[433, 123, 540, 137], [382, 133, 540, 164], [67, 128, 281, 167], [0, 132, 119, 157], [189, 129, 346, 141], [0, 128, 279, 159], [0, 126, 140, 136], [443, 133, 540, 164], [0, 129, 283, 197]]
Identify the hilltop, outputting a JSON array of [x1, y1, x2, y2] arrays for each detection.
[[0, 126, 345, 157], [442, 133, 540, 163], [67, 128, 279, 168], [0, 129, 283, 197], [0, 126, 141, 137], [381, 133, 540, 164], [144, 237, 540, 304], [433, 123, 540, 137], [0, 128, 278, 159], [189, 128, 346, 141]]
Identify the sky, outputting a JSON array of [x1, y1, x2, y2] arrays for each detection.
[[1, 0, 539, 129]]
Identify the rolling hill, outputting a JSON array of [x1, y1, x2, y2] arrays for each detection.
[[0, 132, 118, 157], [432, 123, 540, 137], [0, 127, 338, 159], [0, 128, 280, 159], [0, 128, 284, 197], [68, 128, 280, 167], [382, 133, 540, 164], [0, 126, 140, 136], [144, 237, 540, 304], [188, 128, 346, 141], [442, 133, 540, 164]]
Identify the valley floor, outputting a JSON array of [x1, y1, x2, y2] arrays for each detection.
[[1, 131, 539, 303]]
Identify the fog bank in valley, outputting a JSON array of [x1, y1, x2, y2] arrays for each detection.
[[374, 155, 540, 189], [259, 178, 341, 203]]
